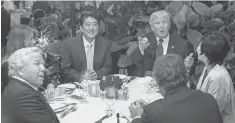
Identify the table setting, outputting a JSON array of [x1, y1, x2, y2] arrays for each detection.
[[48, 71, 163, 123]]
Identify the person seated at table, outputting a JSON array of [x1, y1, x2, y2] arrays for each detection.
[[1, 47, 60, 123], [61, 12, 112, 82], [128, 10, 194, 77], [129, 54, 223, 123], [1, 24, 55, 98], [196, 33, 235, 123]]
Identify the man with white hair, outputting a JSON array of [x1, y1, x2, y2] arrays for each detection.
[[2, 47, 60, 123], [129, 10, 194, 77]]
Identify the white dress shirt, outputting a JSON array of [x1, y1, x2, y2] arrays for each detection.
[[12, 76, 38, 91], [139, 35, 169, 55], [83, 36, 95, 70]]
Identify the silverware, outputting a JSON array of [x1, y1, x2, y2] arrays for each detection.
[[94, 113, 113, 123], [54, 103, 77, 113], [60, 105, 77, 118], [119, 113, 131, 123], [116, 113, 120, 123], [54, 105, 70, 114]]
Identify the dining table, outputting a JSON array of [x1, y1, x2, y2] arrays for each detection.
[[49, 75, 163, 123]]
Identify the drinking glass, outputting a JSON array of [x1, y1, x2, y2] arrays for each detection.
[[144, 71, 153, 77], [119, 69, 128, 76], [104, 88, 116, 114]]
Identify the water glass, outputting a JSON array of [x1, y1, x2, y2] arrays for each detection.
[[119, 69, 128, 76], [145, 71, 153, 77]]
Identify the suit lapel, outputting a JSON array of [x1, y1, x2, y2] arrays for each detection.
[[76, 35, 87, 70], [167, 34, 176, 54]]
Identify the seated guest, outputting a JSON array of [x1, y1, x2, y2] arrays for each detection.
[[1, 25, 54, 98], [129, 10, 194, 77], [129, 54, 223, 123], [196, 33, 235, 123], [62, 12, 112, 82], [1, 47, 60, 123]]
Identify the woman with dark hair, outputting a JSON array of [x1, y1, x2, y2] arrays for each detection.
[[1, 25, 55, 99], [196, 34, 235, 123]]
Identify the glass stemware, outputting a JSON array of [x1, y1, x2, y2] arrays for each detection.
[[104, 87, 116, 114], [144, 71, 153, 77]]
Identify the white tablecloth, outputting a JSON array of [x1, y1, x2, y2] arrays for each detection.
[[50, 77, 163, 123]]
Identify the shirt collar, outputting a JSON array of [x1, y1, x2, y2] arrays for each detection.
[[156, 34, 169, 44], [83, 36, 95, 47], [12, 76, 38, 91]]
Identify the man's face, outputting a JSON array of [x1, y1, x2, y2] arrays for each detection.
[[150, 14, 170, 39], [22, 52, 45, 88], [81, 16, 99, 41]]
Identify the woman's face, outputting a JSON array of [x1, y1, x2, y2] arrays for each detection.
[[197, 43, 208, 64]]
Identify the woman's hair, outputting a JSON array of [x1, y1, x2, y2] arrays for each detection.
[[153, 54, 188, 92], [4, 24, 37, 61], [200, 33, 230, 65]]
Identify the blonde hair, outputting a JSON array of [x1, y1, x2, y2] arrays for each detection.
[[4, 24, 37, 61], [149, 10, 171, 24]]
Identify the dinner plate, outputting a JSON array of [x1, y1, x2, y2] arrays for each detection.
[[57, 83, 76, 89], [112, 74, 128, 79]]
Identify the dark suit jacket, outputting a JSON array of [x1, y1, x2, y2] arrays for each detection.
[[1, 78, 60, 123], [1, 6, 11, 47], [61, 34, 112, 82], [130, 31, 193, 77], [132, 86, 223, 123]]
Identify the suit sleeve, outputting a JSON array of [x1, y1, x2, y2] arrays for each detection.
[[129, 45, 144, 64], [15, 93, 58, 123], [96, 42, 112, 79], [61, 41, 81, 82]]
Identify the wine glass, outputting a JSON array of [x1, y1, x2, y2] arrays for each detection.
[[144, 71, 153, 77], [104, 87, 116, 114]]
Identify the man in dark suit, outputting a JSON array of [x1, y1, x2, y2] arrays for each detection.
[[2, 47, 60, 123], [129, 10, 194, 77], [129, 54, 223, 123], [62, 12, 112, 82]]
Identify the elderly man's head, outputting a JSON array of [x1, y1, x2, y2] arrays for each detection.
[[149, 10, 171, 39], [153, 54, 188, 96], [8, 47, 45, 88]]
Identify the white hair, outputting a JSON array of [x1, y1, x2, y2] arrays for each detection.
[[8, 47, 42, 77], [149, 10, 171, 24]]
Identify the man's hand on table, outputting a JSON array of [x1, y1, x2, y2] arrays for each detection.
[[44, 83, 55, 100], [129, 99, 148, 119], [81, 70, 98, 81]]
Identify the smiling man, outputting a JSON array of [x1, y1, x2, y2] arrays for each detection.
[[129, 10, 194, 77], [62, 12, 112, 82]]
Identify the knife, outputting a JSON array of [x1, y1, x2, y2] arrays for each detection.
[[94, 113, 112, 123], [116, 113, 120, 123], [60, 105, 77, 118]]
